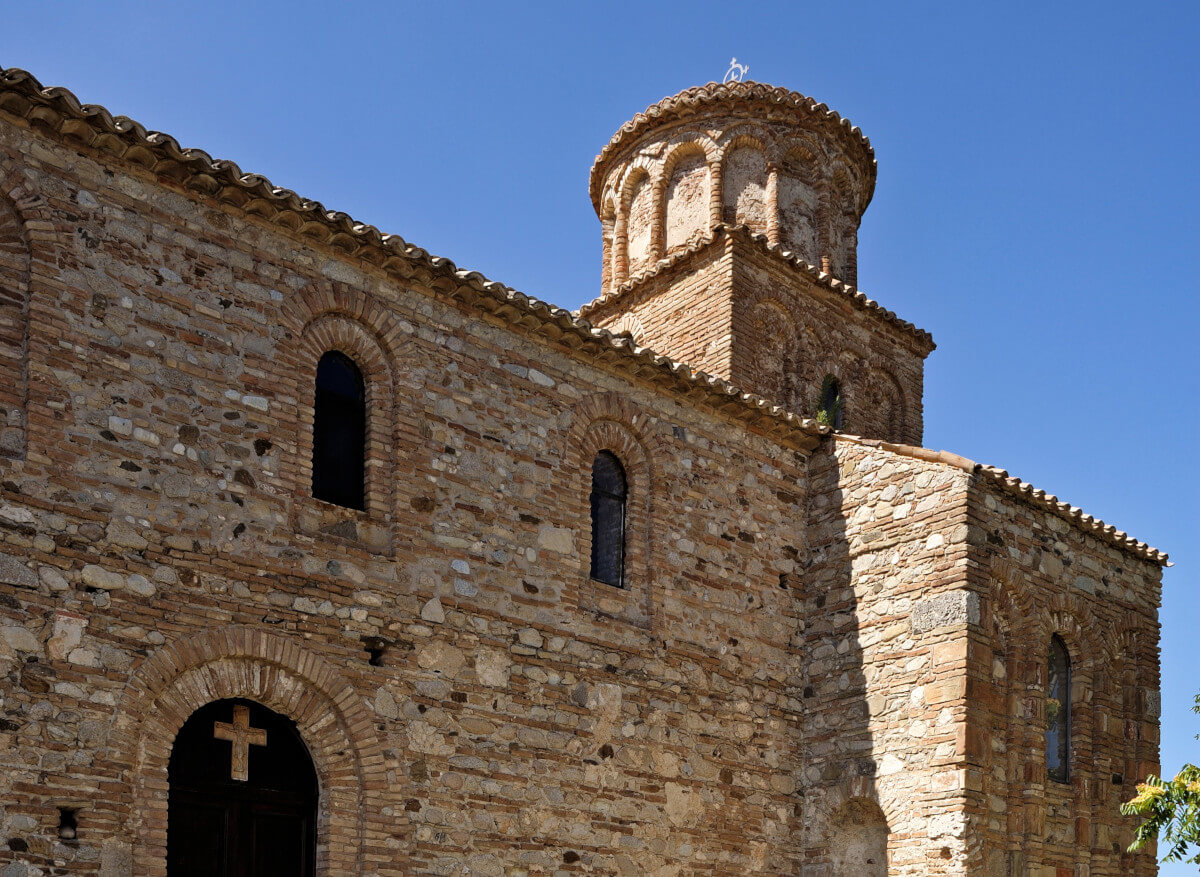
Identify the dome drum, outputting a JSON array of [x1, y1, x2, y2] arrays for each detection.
[[591, 82, 876, 290]]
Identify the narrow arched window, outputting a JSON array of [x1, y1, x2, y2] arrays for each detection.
[[1045, 634, 1071, 783], [312, 351, 366, 510], [590, 451, 627, 588], [818, 375, 844, 430]]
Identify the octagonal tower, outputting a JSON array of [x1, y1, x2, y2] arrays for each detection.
[[582, 82, 934, 445], [590, 81, 876, 290]]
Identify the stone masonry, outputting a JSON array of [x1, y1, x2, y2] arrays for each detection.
[[0, 68, 1167, 876]]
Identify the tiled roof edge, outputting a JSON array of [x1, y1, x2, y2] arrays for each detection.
[[577, 224, 936, 352], [837, 435, 1169, 567], [589, 80, 877, 214], [0, 66, 829, 453]]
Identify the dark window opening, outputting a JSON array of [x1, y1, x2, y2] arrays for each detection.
[[817, 375, 844, 430], [590, 451, 627, 588], [1046, 634, 1071, 783], [168, 699, 317, 876], [312, 351, 366, 511]]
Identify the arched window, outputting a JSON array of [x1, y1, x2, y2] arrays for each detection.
[[818, 375, 844, 430], [312, 351, 366, 510], [590, 451, 627, 588], [1046, 634, 1071, 783]]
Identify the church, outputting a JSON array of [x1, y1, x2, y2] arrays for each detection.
[[0, 66, 1167, 875]]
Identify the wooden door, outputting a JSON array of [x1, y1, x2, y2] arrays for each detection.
[[168, 699, 317, 877]]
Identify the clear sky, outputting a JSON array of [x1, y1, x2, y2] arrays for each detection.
[[2, 0, 1197, 868]]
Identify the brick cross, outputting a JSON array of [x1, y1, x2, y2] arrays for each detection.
[[213, 704, 267, 782]]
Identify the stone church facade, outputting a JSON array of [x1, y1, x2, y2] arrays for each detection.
[[0, 68, 1167, 876]]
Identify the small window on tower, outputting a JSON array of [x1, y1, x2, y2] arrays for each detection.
[[312, 351, 366, 511], [590, 451, 627, 588], [817, 375, 844, 430]]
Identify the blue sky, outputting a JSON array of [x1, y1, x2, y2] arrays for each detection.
[[3, 0, 1197, 867]]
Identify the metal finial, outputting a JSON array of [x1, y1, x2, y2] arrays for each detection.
[[723, 57, 749, 84]]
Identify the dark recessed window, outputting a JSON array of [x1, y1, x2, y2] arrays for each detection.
[[312, 351, 366, 511], [818, 375, 844, 430], [590, 451, 627, 588], [1045, 634, 1071, 783]]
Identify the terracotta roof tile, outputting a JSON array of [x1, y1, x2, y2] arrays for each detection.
[[840, 436, 1169, 566]]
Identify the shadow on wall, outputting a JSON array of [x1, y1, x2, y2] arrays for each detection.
[[799, 444, 888, 874]]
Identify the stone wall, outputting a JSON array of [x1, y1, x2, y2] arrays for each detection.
[[0, 112, 820, 876], [802, 438, 1163, 876], [963, 472, 1163, 877], [801, 438, 977, 875]]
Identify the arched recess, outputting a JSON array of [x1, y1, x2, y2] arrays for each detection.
[[826, 165, 861, 286], [862, 368, 906, 443], [741, 299, 798, 408], [828, 797, 889, 875], [720, 136, 769, 233], [277, 282, 418, 553], [791, 325, 821, 413], [0, 166, 53, 459], [661, 142, 712, 254], [113, 627, 391, 876], [982, 574, 1024, 868], [1033, 591, 1111, 860], [566, 392, 663, 628], [811, 351, 857, 431], [806, 781, 905, 875], [600, 194, 616, 290], [607, 312, 646, 346], [777, 144, 821, 264], [621, 166, 655, 277]]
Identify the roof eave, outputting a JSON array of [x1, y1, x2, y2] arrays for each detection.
[[0, 66, 829, 455]]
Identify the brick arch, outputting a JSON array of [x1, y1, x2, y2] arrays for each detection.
[[718, 134, 770, 233], [1110, 611, 1152, 672], [659, 140, 713, 255], [792, 325, 822, 409], [566, 393, 664, 628], [823, 163, 862, 286], [113, 626, 390, 876], [742, 298, 798, 408], [862, 367, 907, 443], [775, 139, 823, 262], [983, 564, 1040, 866], [601, 193, 617, 290], [809, 350, 857, 430], [0, 163, 55, 459], [773, 134, 827, 172], [619, 163, 657, 278], [822, 779, 905, 832], [275, 281, 420, 550], [607, 311, 646, 345], [808, 779, 906, 865], [714, 125, 773, 158], [986, 558, 1037, 643], [1037, 592, 1110, 814], [1041, 590, 1113, 667]]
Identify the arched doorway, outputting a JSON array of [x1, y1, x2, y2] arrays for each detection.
[[168, 698, 317, 876]]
